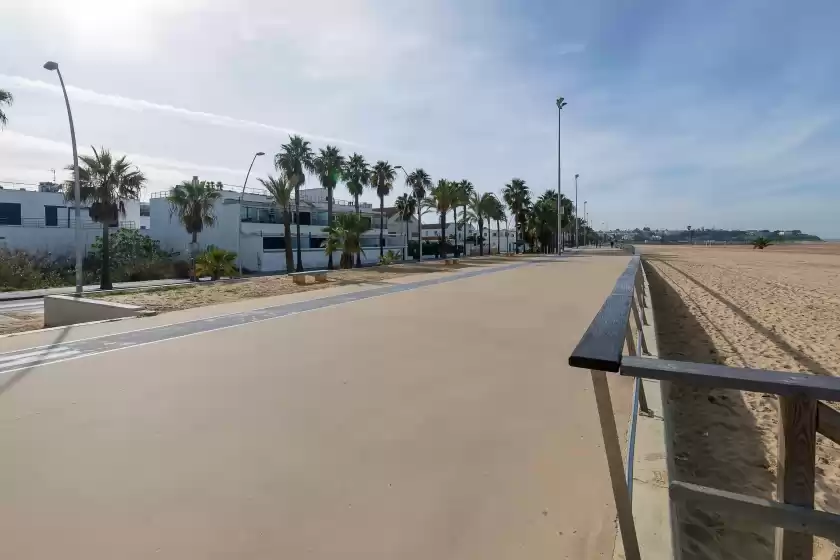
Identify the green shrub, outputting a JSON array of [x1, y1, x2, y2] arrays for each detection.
[[0, 249, 70, 291], [195, 247, 237, 280]]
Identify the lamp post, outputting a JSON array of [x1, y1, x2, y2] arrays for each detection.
[[584, 201, 588, 246], [575, 173, 580, 248], [237, 151, 265, 275], [394, 165, 411, 260], [556, 97, 567, 254], [44, 61, 82, 295]]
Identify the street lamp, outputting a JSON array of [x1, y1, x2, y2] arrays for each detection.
[[574, 173, 580, 248], [394, 166, 412, 260], [44, 61, 83, 294], [583, 200, 588, 246], [237, 151, 265, 275], [556, 96, 567, 255]]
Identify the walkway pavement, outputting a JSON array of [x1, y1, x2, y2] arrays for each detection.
[[0, 255, 634, 559]]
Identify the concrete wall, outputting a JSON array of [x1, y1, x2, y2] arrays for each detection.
[[43, 295, 151, 328]]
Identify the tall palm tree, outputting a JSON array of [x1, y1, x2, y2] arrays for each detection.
[[457, 180, 474, 256], [405, 168, 432, 261], [393, 193, 416, 260], [488, 195, 506, 254], [428, 179, 459, 259], [313, 145, 346, 269], [323, 213, 368, 269], [502, 178, 530, 254], [370, 160, 396, 257], [275, 135, 315, 271], [0, 89, 12, 129], [343, 153, 370, 266], [466, 191, 496, 256], [258, 174, 295, 272], [64, 146, 146, 289], [167, 179, 222, 279]]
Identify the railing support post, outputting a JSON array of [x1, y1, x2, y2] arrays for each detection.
[[775, 394, 817, 560], [590, 369, 642, 560]]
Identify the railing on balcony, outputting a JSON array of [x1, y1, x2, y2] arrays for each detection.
[[567, 252, 840, 560], [0, 218, 137, 229], [149, 188, 374, 209]]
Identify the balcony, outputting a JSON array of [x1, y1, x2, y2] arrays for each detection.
[[0, 217, 137, 229]]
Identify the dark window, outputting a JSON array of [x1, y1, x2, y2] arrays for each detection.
[[297, 212, 311, 225], [360, 216, 372, 230], [0, 203, 21, 226], [45, 205, 60, 227], [263, 236, 285, 250], [309, 236, 325, 249]]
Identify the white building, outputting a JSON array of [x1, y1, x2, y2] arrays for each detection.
[[150, 186, 405, 272], [0, 186, 141, 256]]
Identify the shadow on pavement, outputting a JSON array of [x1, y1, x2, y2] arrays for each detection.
[[0, 325, 74, 398]]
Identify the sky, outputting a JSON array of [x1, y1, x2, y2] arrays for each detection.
[[1, 0, 839, 237]]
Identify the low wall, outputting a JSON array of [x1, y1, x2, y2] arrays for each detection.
[[44, 295, 152, 328]]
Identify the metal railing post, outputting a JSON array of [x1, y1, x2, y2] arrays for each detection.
[[590, 369, 642, 560]]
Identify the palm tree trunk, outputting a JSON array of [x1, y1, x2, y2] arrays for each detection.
[[496, 220, 500, 255], [440, 212, 447, 259], [354, 194, 362, 267], [327, 185, 334, 270], [379, 195, 385, 258], [416, 206, 422, 261], [462, 204, 467, 256], [100, 223, 112, 290], [479, 218, 484, 256], [452, 207, 458, 257], [283, 209, 294, 272], [295, 182, 303, 272]]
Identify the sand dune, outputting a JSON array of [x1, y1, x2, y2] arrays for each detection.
[[641, 244, 840, 560]]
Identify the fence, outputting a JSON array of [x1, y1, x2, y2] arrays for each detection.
[[0, 218, 137, 229], [567, 253, 840, 560]]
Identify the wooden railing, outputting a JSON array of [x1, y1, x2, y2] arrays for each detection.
[[568, 255, 840, 560]]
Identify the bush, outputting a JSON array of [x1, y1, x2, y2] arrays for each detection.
[[0, 249, 71, 291], [88, 229, 176, 282], [379, 249, 400, 265], [194, 247, 237, 280]]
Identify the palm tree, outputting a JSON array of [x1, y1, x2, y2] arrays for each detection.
[[343, 153, 370, 266], [502, 178, 530, 254], [0, 89, 12, 129], [457, 180, 474, 256], [406, 168, 432, 261], [258, 174, 295, 272], [428, 180, 459, 259], [195, 247, 237, 280], [275, 135, 315, 272], [323, 213, 368, 268], [488, 195, 506, 254], [467, 191, 496, 256], [64, 147, 145, 289], [166, 178, 222, 278], [313, 145, 346, 269], [393, 193, 416, 260], [370, 160, 396, 257]]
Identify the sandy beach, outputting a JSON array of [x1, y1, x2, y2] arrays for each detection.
[[641, 243, 840, 559]]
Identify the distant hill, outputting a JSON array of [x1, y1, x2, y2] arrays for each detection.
[[625, 228, 822, 244]]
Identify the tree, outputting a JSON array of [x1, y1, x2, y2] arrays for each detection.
[[313, 145, 346, 269], [0, 89, 12, 129], [502, 178, 531, 253], [166, 179, 221, 244], [258, 174, 295, 272], [467, 191, 496, 256], [457, 181, 475, 256], [393, 193, 416, 260], [428, 180, 459, 259], [370, 160, 396, 257], [752, 237, 772, 250], [405, 168, 432, 261], [488, 195, 506, 254], [275, 135, 315, 272], [323, 213, 368, 269], [343, 153, 370, 267], [64, 146, 145, 289], [195, 247, 237, 280]]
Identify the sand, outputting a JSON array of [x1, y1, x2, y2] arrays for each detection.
[[640, 243, 840, 559]]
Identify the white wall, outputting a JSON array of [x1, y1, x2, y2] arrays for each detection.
[[0, 189, 142, 257]]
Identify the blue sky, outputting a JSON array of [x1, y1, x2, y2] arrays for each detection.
[[2, 0, 839, 237]]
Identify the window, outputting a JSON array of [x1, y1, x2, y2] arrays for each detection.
[[296, 212, 311, 225], [0, 203, 21, 226], [44, 205, 60, 227], [263, 236, 285, 250], [309, 236, 325, 249], [360, 216, 372, 230]]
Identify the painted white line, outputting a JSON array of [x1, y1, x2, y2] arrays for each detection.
[[0, 347, 72, 363], [0, 263, 534, 376], [0, 350, 80, 370]]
